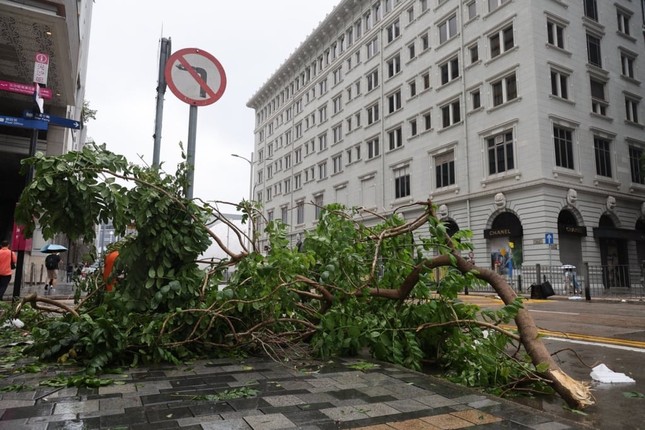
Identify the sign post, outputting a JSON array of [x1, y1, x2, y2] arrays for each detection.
[[164, 47, 227, 199], [545, 233, 554, 268]]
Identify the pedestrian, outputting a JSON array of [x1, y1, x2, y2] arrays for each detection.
[[44, 252, 61, 291], [66, 263, 73, 282], [0, 240, 18, 300]]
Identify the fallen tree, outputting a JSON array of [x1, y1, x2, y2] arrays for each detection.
[[13, 144, 593, 409]]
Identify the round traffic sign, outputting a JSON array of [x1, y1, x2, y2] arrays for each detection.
[[165, 48, 227, 106]]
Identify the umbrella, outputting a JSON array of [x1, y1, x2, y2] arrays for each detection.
[[40, 243, 68, 253]]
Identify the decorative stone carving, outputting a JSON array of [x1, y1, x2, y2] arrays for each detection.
[[606, 196, 616, 211], [437, 204, 448, 218], [566, 188, 578, 206], [494, 192, 506, 208]]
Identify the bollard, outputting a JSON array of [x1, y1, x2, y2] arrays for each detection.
[[584, 262, 591, 301], [518, 274, 522, 292]]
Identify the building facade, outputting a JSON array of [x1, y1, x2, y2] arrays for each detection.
[[0, 0, 93, 284], [247, 0, 645, 282]]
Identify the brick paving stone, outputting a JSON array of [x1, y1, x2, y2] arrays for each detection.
[[263, 394, 306, 407], [359, 386, 395, 397], [356, 402, 402, 418], [0, 403, 54, 420], [321, 405, 374, 422], [145, 404, 195, 422], [466, 399, 500, 409], [531, 422, 574, 430], [201, 417, 253, 429], [52, 399, 99, 414], [419, 413, 474, 429], [384, 399, 430, 413], [388, 418, 441, 429], [451, 409, 502, 425], [0, 400, 35, 409], [416, 394, 459, 408], [99, 382, 137, 395], [355, 425, 395, 430], [244, 412, 297, 429], [294, 393, 337, 404]]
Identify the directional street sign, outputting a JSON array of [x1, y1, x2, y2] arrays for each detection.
[[545, 232, 554, 245], [165, 48, 227, 106], [0, 114, 48, 131], [23, 111, 81, 129], [0, 79, 52, 99]]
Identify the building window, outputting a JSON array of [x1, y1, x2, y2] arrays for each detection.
[[296, 201, 304, 224], [584, 0, 598, 21], [387, 54, 401, 78], [487, 130, 514, 175], [319, 105, 328, 123], [621, 52, 635, 79], [550, 69, 569, 99], [469, 43, 479, 64], [268, 210, 274, 222], [367, 137, 380, 159], [388, 126, 403, 150], [332, 154, 343, 174], [422, 71, 431, 90], [471, 88, 481, 110], [546, 20, 565, 49], [490, 24, 514, 59], [435, 151, 455, 188], [333, 124, 343, 143], [441, 99, 461, 128], [421, 32, 430, 50], [629, 146, 645, 184], [488, 0, 509, 13], [295, 147, 302, 164], [386, 19, 400, 43], [423, 111, 432, 130], [626, 97, 640, 124], [407, 6, 415, 23], [319, 78, 328, 94], [439, 14, 457, 44], [409, 79, 417, 97], [491, 72, 517, 106], [333, 95, 342, 114], [367, 102, 380, 125], [590, 77, 608, 116], [594, 137, 612, 178], [318, 161, 327, 180], [617, 9, 631, 36], [387, 90, 402, 114], [295, 174, 302, 190], [586, 33, 602, 68], [467, 1, 477, 20], [420, 0, 428, 13], [333, 67, 342, 85], [408, 42, 416, 60], [318, 133, 328, 151], [394, 166, 411, 199], [409, 118, 418, 136], [367, 69, 379, 91], [553, 126, 574, 169], [281, 206, 288, 224], [367, 37, 380, 58], [440, 56, 460, 85], [314, 194, 324, 219]]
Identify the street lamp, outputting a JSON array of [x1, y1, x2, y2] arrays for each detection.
[[231, 153, 254, 248]]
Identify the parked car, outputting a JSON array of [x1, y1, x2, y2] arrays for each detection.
[[81, 262, 101, 278]]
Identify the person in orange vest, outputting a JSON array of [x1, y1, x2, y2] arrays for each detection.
[[0, 240, 18, 300], [103, 249, 120, 292]]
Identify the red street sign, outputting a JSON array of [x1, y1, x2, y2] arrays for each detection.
[[33, 52, 49, 85], [0, 79, 52, 99], [165, 48, 226, 106], [11, 223, 33, 252]]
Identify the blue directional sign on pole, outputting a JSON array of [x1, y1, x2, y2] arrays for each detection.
[[0, 114, 48, 131], [545, 232, 554, 245], [23, 111, 81, 129]]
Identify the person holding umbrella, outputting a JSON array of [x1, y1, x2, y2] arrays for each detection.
[[0, 240, 17, 300], [42, 243, 66, 292]]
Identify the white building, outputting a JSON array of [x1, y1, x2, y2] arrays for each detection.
[[247, 0, 645, 282]]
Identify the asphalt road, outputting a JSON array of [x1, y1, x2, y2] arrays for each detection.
[[462, 294, 645, 429]]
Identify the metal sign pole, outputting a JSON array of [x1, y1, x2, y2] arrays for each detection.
[[153, 37, 171, 168], [186, 104, 198, 199]]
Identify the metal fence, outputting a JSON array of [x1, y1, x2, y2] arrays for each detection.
[[466, 263, 645, 300]]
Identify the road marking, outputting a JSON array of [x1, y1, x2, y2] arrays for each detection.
[[546, 337, 645, 353], [529, 310, 579, 316], [500, 324, 645, 349]]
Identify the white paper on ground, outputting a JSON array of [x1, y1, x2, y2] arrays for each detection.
[[590, 363, 636, 383]]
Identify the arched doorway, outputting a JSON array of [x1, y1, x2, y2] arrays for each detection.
[[596, 214, 629, 288], [558, 209, 586, 269], [484, 211, 523, 277]]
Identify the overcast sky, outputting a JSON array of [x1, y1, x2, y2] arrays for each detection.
[[85, 1, 340, 210]]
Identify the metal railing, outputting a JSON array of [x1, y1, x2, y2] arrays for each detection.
[[465, 263, 645, 300]]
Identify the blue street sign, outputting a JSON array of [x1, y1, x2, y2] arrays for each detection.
[[0, 114, 48, 131], [545, 232, 554, 245], [23, 111, 81, 129]]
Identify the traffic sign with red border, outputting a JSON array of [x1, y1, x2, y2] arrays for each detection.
[[164, 48, 226, 106]]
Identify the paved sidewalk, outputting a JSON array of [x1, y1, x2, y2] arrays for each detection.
[[0, 356, 586, 429]]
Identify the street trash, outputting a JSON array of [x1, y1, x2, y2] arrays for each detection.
[[590, 364, 635, 384], [1, 318, 24, 329], [568, 295, 583, 301]]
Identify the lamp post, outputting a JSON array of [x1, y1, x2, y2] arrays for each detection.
[[231, 153, 254, 248]]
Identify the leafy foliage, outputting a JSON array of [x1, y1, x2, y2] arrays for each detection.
[[13, 145, 549, 397]]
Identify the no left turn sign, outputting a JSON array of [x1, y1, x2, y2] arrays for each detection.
[[165, 48, 227, 106]]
